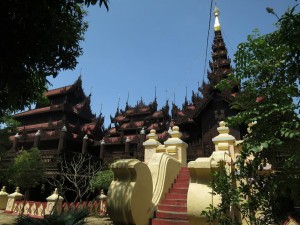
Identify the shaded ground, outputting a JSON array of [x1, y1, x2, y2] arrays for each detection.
[[0, 210, 113, 225]]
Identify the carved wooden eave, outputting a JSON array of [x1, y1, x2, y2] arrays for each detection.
[[44, 76, 84, 98]]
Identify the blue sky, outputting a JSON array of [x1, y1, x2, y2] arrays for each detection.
[[48, 0, 298, 127]]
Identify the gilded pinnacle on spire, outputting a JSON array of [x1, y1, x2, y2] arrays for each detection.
[[214, 6, 221, 31]]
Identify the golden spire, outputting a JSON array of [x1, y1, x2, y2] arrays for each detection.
[[214, 6, 221, 31]]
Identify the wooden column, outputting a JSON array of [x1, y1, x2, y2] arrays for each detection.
[[12, 133, 20, 151], [33, 130, 41, 148], [82, 134, 88, 154], [125, 137, 130, 156], [100, 139, 105, 162], [58, 126, 67, 152]]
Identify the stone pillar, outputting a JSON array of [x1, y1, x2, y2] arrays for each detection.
[[57, 126, 67, 152], [82, 134, 88, 154], [187, 121, 242, 225], [45, 188, 64, 215], [12, 133, 20, 151], [143, 129, 161, 164], [0, 186, 8, 210], [140, 127, 146, 142], [33, 130, 41, 148], [107, 159, 153, 225], [212, 121, 237, 165], [100, 139, 105, 162], [164, 126, 188, 167], [124, 136, 130, 156], [98, 189, 107, 215], [5, 187, 24, 213]]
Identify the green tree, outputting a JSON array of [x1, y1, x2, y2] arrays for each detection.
[[91, 169, 113, 193], [8, 148, 45, 199], [0, 115, 20, 160], [207, 5, 300, 224], [0, 0, 108, 114]]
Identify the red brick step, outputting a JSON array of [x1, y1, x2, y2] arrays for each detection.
[[156, 211, 188, 220], [151, 218, 189, 225], [150, 167, 190, 225], [157, 204, 187, 212]]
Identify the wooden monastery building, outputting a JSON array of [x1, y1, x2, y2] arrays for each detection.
[[1, 77, 104, 173], [1, 7, 243, 171]]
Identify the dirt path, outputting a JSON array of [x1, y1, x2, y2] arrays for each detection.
[[0, 211, 15, 225], [0, 210, 113, 225]]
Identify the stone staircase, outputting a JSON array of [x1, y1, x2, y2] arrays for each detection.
[[151, 167, 190, 225]]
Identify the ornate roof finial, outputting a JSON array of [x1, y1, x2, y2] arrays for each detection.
[[214, 6, 221, 31]]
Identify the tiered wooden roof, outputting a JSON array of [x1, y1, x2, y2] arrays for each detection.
[[106, 98, 170, 145], [9, 76, 104, 150], [172, 6, 238, 127], [170, 7, 241, 159]]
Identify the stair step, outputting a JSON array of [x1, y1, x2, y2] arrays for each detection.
[[161, 199, 187, 206], [156, 211, 188, 220], [170, 188, 188, 194], [165, 193, 187, 200], [151, 168, 190, 225], [178, 172, 190, 175], [173, 183, 189, 189], [151, 218, 189, 225], [157, 204, 187, 212], [176, 176, 190, 180], [175, 179, 190, 184]]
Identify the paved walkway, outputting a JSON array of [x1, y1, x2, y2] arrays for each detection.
[[0, 210, 113, 225]]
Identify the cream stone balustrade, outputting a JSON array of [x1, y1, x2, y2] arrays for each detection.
[[2, 187, 107, 218], [144, 126, 187, 166], [147, 126, 187, 211], [107, 126, 188, 225], [0, 186, 8, 210], [45, 188, 64, 215], [107, 159, 153, 225], [143, 129, 161, 164], [147, 152, 182, 213], [187, 121, 241, 225], [5, 187, 24, 213], [98, 189, 107, 216], [163, 126, 187, 166]]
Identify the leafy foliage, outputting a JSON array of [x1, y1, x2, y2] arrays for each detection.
[[7, 148, 45, 190], [14, 209, 89, 225], [91, 169, 113, 192], [0, 0, 108, 114], [0, 115, 20, 159], [209, 5, 300, 224], [202, 161, 241, 225]]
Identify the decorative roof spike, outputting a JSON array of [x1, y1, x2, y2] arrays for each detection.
[[214, 6, 221, 31]]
